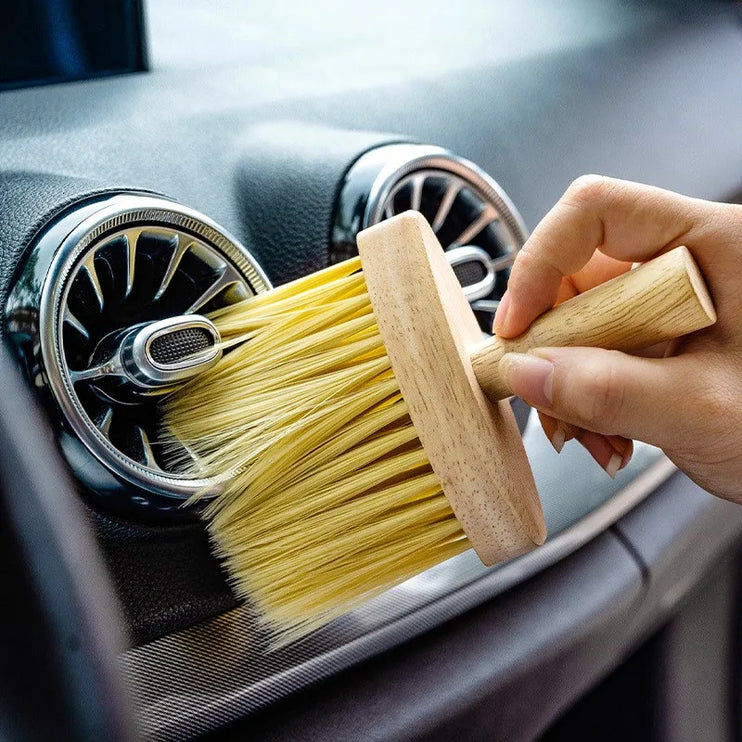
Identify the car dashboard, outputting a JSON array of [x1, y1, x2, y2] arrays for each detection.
[[2, 2, 742, 740]]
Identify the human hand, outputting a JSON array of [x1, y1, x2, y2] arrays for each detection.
[[494, 175, 742, 500]]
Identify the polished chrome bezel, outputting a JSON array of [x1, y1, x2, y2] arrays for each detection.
[[363, 145, 527, 238], [13, 194, 271, 507]]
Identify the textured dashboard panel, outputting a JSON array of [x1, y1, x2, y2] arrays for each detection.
[[118, 416, 671, 739], [234, 123, 403, 284], [90, 512, 235, 645], [0, 3, 738, 258]]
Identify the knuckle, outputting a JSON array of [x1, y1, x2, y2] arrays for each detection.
[[699, 370, 735, 425], [565, 174, 611, 206], [511, 245, 538, 276], [508, 246, 548, 292]]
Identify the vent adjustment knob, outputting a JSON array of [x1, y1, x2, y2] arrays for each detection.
[[120, 315, 221, 392]]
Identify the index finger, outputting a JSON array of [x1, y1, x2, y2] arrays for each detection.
[[494, 175, 711, 338]]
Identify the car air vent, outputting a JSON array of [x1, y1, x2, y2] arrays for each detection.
[[332, 144, 527, 327], [5, 194, 271, 517]]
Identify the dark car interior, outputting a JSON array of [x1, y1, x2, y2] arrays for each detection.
[[2, 1, 742, 740]]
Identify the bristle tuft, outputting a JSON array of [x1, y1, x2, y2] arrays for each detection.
[[159, 256, 468, 642]]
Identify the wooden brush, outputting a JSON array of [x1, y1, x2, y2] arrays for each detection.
[[160, 211, 716, 640]]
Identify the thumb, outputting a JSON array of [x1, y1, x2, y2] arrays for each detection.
[[499, 347, 693, 447]]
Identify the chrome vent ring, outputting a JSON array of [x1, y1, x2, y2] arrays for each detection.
[[6, 194, 271, 516], [332, 144, 527, 325]]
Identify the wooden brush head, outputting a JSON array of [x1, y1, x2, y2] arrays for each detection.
[[357, 211, 547, 565]]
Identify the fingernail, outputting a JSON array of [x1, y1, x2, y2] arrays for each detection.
[[604, 453, 622, 479], [606, 435, 633, 471], [493, 290, 511, 335], [501, 352, 554, 408], [549, 424, 565, 454]]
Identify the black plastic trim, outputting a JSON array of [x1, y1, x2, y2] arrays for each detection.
[[207, 474, 742, 741]]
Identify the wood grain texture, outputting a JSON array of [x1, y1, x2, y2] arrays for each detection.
[[471, 245, 717, 401], [357, 212, 546, 566]]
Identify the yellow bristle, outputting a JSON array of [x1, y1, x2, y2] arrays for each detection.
[[159, 256, 469, 642]]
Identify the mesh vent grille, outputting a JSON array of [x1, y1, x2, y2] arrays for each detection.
[[452, 260, 487, 286], [150, 327, 212, 365]]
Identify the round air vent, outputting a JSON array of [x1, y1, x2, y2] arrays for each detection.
[[5, 194, 271, 517], [332, 143, 527, 326]]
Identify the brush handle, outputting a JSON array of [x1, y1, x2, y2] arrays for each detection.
[[470, 246, 716, 401]]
